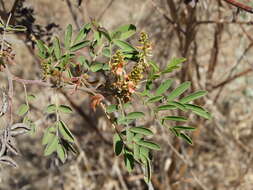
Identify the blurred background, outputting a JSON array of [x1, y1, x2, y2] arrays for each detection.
[[1, 0, 253, 189]]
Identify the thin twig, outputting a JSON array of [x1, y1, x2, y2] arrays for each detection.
[[97, 0, 115, 21]]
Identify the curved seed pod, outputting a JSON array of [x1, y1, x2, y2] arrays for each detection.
[[0, 88, 8, 117], [10, 123, 30, 136], [0, 137, 7, 157], [6, 140, 19, 155], [0, 156, 18, 168]]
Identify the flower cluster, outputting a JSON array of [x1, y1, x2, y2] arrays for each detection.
[[109, 32, 152, 102]]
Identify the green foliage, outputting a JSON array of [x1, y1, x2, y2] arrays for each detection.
[[28, 22, 212, 183]]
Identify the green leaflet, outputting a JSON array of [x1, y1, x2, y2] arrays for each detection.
[[102, 47, 111, 57], [45, 104, 57, 113], [42, 127, 56, 145], [53, 36, 61, 60], [129, 127, 153, 136], [27, 94, 36, 101], [69, 40, 89, 52], [78, 56, 90, 70], [36, 40, 48, 58], [148, 61, 159, 72], [146, 95, 163, 103], [162, 116, 187, 123], [172, 126, 196, 131], [184, 104, 211, 119], [167, 81, 191, 102], [163, 57, 186, 73], [133, 143, 140, 160], [57, 143, 67, 163], [73, 23, 91, 44], [180, 90, 207, 104], [124, 152, 134, 172], [58, 105, 73, 114], [140, 154, 152, 183], [155, 79, 173, 96], [90, 62, 104, 72], [44, 136, 58, 156], [17, 104, 29, 116], [167, 101, 187, 111], [179, 132, 193, 145], [111, 24, 136, 40], [125, 112, 145, 120], [64, 24, 72, 49], [140, 146, 149, 158], [156, 104, 176, 112], [58, 121, 75, 143], [98, 27, 111, 42], [113, 134, 123, 156], [113, 39, 137, 52], [133, 134, 143, 142], [137, 140, 161, 150]]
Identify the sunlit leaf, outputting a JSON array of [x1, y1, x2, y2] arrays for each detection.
[[156, 104, 176, 112], [73, 23, 91, 44], [163, 57, 186, 73], [102, 47, 111, 57], [167, 81, 191, 102], [42, 127, 55, 145], [146, 96, 163, 103], [17, 104, 29, 116], [133, 134, 143, 142], [140, 147, 149, 158], [129, 127, 153, 136], [124, 151, 134, 172], [137, 140, 161, 150], [113, 39, 137, 52], [27, 94, 36, 101], [64, 24, 72, 49], [162, 116, 187, 123], [57, 143, 66, 163], [180, 90, 207, 104], [125, 112, 145, 120], [69, 40, 89, 52], [172, 126, 196, 131], [133, 143, 140, 160], [36, 40, 48, 59], [58, 105, 73, 114], [45, 104, 57, 113], [179, 132, 193, 144], [148, 61, 159, 72], [44, 136, 58, 156], [167, 101, 186, 111], [111, 24, 136, 40], [184, 104, 211, 119], [155, 79, 173, 96], [53, 36, 61, 60], [127, 130, 134, 143], [58, 121, 75, 143], [90, 62, 104, 72]]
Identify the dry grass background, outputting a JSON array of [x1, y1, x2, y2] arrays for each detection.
[[1, 0, 253, 190]]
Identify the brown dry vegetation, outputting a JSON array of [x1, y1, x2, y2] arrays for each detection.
[[1, 0, 253, 190]]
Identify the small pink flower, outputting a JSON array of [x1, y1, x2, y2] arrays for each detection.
[[128, 81, 136, 93], [116, 67, 123, 75]]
